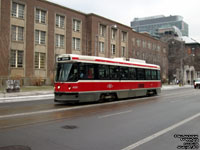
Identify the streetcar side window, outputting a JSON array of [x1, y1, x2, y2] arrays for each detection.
[[110, 66, 119, 80], [137, 68, 145, 80], [157, 70, 161, 80], [79, 63, 95, 80], [145, 69, 151, 80], [129, 68, 137, 80], [98, 65, 110, 80], [151, 70, 157, 80], [120, 67, 129, 80]]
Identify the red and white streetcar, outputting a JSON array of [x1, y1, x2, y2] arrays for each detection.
[[54, 54, 161, 103]]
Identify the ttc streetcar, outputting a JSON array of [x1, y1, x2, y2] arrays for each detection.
[[54, 54, 161, 103]]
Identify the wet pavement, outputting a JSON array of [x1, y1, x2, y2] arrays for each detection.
[[0, 87, 200, 150]]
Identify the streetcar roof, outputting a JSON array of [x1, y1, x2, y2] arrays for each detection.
[[56, 54, 160, 69]]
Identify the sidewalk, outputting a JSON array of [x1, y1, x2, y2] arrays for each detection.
[[0, 85, 194, 103], [0, 90, 53, 98], [161, 84, 194, 90]]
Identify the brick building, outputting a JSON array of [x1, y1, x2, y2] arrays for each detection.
[[0, 0, 168, 86]]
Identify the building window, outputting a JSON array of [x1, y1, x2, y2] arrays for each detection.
[[99, 42, 104, 53], [99, 24, 106, 37], [10, 50, 24, 68], [73, 19, 81, 32], [11, 25, 24, 41], [121, 46, 126, 57], [35, 52, 45, 69], [12, 2, 25, 19], [56, 34, 64, 48], [132, 38, 136, 46], [153, 44, 157, 50], [111, 28, 117, 40], [35, 30, 46, 45], [157, 45, 161, 52], [136, 39, 141, 47], [72, 37, 81, 50], [148, 42, 152, 49], [111, 44, 116, 55], [192, 47, 195, 54], [121, 31, 127, 42], [56, 14, 65, 28], [142, 41, 146, 48], [35, 9, 46, 24]]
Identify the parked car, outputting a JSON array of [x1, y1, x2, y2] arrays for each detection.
[[194, 78, 200, 89]]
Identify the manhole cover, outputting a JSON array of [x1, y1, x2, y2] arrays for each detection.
[[0, 145, 31, 150], [62, 125, 78, 129]]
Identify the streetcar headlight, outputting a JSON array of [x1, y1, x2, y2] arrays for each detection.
[[68, 85, 72, 90], [57, 86, 60, 89]]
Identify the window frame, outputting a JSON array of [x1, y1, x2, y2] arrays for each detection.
[[10, 49, 24, 68], [72, 37, 81, 51], [73, 19, 81, 32], [35, 30, 46, 45], [99, 41, 105, 53], [11, 25, 24, 42], [35, 52, 46, 69], [56, 34, 64, 48], [11, 2, 25, 19], [111, 44, 116, 55], [35, 8, 46, 24], [56, 14, 65, 28]]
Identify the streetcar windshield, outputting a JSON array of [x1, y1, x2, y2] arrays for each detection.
[[56, 63, 78, 82]]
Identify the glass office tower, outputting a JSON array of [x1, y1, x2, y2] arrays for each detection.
[[131, 15, 188, 37]]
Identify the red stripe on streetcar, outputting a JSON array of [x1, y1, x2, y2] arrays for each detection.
[[72, 57, 79, 60]]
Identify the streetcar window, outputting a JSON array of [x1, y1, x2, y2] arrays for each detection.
[[137, 68, 145, 80], [129, 68, 137, 80], [79, 63, 95, 80], [120, 67, 129, 80], [157, 70, 161, 80], [67, 63, 78, 81], [145, 69, 151, 80], [110, 66, 119, 80], [151, 70, 157, 80], [56, 63, 73, 82], [98, 65, 109, 80]]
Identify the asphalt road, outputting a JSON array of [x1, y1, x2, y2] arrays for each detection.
[[0, 87, 200, 150]]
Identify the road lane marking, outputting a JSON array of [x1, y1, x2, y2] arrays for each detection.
[[121, 112, 200, 150], [98, 110, 132, 119]]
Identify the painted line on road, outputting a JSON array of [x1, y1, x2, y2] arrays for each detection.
[[121, 112, 200, 150], [98, 110, 132, 119]]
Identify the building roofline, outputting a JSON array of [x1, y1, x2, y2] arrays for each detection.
[[87, 13, 133, 30], [44, 0, 87, 16]]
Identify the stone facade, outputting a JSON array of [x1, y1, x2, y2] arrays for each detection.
[[0, 0, 168, 86]]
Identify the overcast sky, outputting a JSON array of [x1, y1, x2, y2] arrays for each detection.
[[47, 0, 200, 42]]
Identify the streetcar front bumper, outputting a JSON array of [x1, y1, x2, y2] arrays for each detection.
[[54, 92, 79, 103]]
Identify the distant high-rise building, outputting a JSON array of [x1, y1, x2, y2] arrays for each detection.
[[130, 15, 188, 38]]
